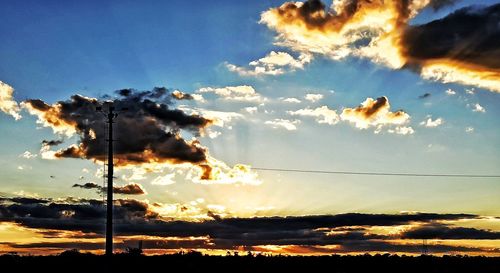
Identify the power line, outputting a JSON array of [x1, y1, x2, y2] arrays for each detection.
[[252, 167, 500, 178]]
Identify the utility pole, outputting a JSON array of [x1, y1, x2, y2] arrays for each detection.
[[106, 106, 116, 256], [97, 104, 119, 257]]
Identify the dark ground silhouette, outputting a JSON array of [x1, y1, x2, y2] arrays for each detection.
[[1, 251, 499, 273]]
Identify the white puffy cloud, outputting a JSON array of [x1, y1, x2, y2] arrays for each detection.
[[281, 97, 302, 103], [20, 151, 37, 159], [471, 103, 486, 113], [445, 88, 456, 95], [304, 93, 324, 103], [265, 119, 300, 131], [197, 85, 264, 102], [420, 116, 443, 128], [387, 126, 415, 135], [206, 129, 222, 139], [244, 106, 258, 114], [0, 81, 22, 120], [288, 106, 339, 125], [226, 51, 312, 76]]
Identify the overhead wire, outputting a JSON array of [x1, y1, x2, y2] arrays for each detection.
[[252, 167, 500, 178]]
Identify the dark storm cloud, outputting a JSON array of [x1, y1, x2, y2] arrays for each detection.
[[0, 197, 50, 204], [418, 93, 431, 99], [72, 182, 146, 195], [42, 139, 64, 147], [1, 197, 496, 253], [72, 182, 101, 190], [0, 197, 154, 229], [207, 211, 222, 221], [0, 196, 480, 239], [23, 88, 214, 178], [402, 4, 500, 70], [401, 224, 500, 240], [112, 184, 146, 195]]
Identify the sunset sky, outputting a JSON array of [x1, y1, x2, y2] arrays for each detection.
[[1, 0, 500, 256]]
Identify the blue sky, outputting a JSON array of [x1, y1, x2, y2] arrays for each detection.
[[0, 0, 500, 255]]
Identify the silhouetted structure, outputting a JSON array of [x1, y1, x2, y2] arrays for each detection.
[[96, 104, 120, 256]]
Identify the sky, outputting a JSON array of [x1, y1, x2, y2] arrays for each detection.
[[0, 0, 500, 256]]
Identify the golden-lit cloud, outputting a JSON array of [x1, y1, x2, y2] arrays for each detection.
[[261, 0, 500, 93], [178, 106, 244, 128], [188, 156, 261, 186], [0, 81, 22, 120], [171, 90, 194, 100], [420, 61, 500, 93], [226, 51, 312, 76], [21, 99, 79, 137], [244, 106, 258, 114], [260, 0, 417, 67], [340, 96, 412, 133]]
